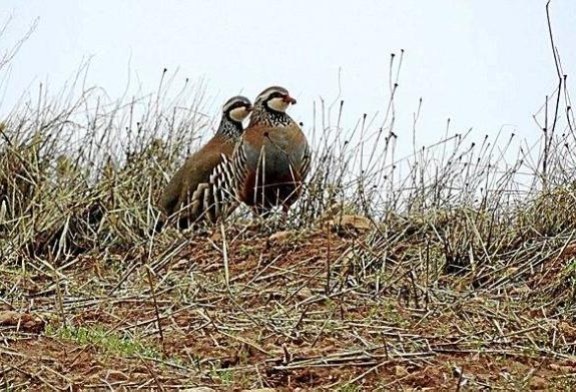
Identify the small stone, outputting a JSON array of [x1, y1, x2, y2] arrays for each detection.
[[529, 376, 547, 389]]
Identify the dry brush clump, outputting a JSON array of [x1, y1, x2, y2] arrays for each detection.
[[0, 63, 575, 293], [0, 71, 212, 260], [2, 58, 576, 388]]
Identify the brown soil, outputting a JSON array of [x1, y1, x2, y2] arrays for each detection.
[[1, 227, 576, 391]]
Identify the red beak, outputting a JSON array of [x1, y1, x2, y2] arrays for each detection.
[[283, 95, 297, 105]]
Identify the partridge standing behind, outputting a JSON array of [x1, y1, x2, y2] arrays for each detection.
[[158, 95, 252, 229], [212, 86, 311, 217]]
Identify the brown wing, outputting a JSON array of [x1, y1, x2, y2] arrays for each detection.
[[284, 122, 311, 181], [298, 139, 312, 181], [159, 136, 234, 218]]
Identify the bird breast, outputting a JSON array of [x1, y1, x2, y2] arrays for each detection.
[[244, 128, 308, 176]]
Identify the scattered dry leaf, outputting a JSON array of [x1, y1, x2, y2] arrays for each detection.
[[0, 310, 45, 334], [330, 214, 372, 235], [268, 230, 294, 244]]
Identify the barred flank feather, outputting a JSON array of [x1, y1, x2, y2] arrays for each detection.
[[187, 153, 242, 224]]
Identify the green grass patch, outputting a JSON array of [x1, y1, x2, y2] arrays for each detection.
[[46, 324, 161, 359]]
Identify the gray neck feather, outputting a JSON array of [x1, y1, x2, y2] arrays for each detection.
[[216, 115, 243, 140]]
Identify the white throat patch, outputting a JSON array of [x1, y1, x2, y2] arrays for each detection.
[[229, 106, 250, 122], [267, 97, 290, 112]]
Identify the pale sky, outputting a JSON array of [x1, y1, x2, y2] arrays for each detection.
[[1, 1, 574, 155]]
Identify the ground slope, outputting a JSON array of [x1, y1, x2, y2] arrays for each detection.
[[2, 222, 576, 390]]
